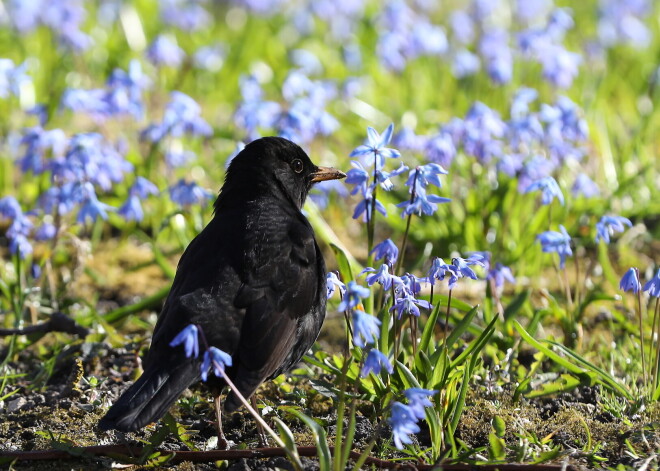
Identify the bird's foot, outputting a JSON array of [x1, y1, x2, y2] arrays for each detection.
[[257, 430, 268, 448], [216, 434, 235, 450]]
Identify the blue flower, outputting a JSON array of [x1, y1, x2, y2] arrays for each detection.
[[147, 35, 185, 67], [360, 349, 393, 377], [397, 186, 451, 217], [595, 215, 632, 244], [363, 264, 394, 290], [391, 291, 430, 318], [338, 281, 370, 311], [345, 161, 370, 196], [537, 225, 572, 268], [376, 162, 408, 191], [201, 346, 233, 381], [450, 257, 483, 280], [326, 271, 346, 299], [643, 269, 660, 298], [352, 311, 381, 348], [620, 268, 641, 294], [169, 179, 213, 207], [353, 192, 387, 222], [525, 176, 564, 205], [371, 239, 399, 266], [428, 258, 453, 286], [350, 123, 400, 170], [403, 388, 437, 420], [389, 402, 420, 450], [169, 324, 200, 358], [406, 164, 448, 191], [487, 263, 516, 289]]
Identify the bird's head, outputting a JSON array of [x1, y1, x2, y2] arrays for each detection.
[[217, 137, 346, 210]]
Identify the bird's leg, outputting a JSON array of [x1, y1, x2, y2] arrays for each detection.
[[250, 395, 268, 448], [214, 394, 230, 450]]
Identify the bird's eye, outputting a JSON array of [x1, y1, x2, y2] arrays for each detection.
[[292, 159, 304, 173]]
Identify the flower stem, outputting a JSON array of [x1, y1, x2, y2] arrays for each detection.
[[635, 268, 647, 390], [653, 298, 660, 392], [395, 168, 419, 275], [444, 289, 453, 346]]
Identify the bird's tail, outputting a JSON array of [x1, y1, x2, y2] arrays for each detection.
[[99, 362, 199, 432]]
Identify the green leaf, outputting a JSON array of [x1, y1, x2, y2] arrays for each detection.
[[492, 416, 506, 437], [488, 432, 506, 461], [273, 417, 303, 471], [503, 290, 530, 323], [330, 243, 356, 283], [287, 409, 331, 471]]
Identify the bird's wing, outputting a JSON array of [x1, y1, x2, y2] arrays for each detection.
[[229, 209, 321, 402]]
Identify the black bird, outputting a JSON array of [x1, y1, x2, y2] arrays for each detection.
[[99, 137, 345, 444]]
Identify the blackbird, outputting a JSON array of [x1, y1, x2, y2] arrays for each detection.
[[99, 137, 345, 443]]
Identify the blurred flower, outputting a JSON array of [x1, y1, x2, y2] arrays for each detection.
[[142, 92, 212, 143], [487, 263, 516, 289], [450, 10, 475, 44], [620, 267, 641, 294], [147, 35, 186, 67], [326, 271, 346, 299], [131, 177, 159, 199], [404, 388, 437, 420], [201, 346, 233, 381], [352, 311, 381, 348], [169, 179, 213, 207], [451, 49, 481, 78], [34, 222, 57, 241], [76, 182, 114, 224], [51, 133, 133, 191], [524, 176, 564, 205], [0, 196, 33, 258], [161, 0, 211, 31], [371, 239, 399, 266], [540, 46, 581, 89], [390, 402, 420, 450], [479, 29, 513, 84], [234, 75, 281, 139], [0, 59, 32, 99], [643, 269, 660, 298], [361, 349, 393, 377], [118, 195, 144, 222], [572, 173, 600, 198], [338, 281, 370, 311], [537, 225, 572, 268], [169, 324, 200, 358], [194, 43, 226, 72], [17, 127, 67, 174], [595, 214, 632, 244]]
